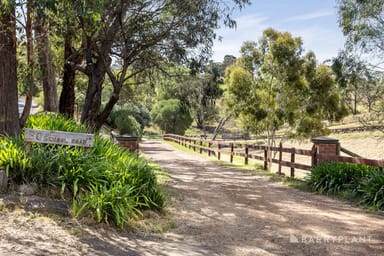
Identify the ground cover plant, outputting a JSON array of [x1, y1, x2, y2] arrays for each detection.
[[307, 162, 384, 210], [0, 113, 165, 227]]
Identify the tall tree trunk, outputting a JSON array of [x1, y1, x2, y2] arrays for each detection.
[[19, 0, 34, 127], [212, 115, 231, 140], [59, 35, 81, 118], [35, 19, 58, 112], [0, 2, 20, 136], [81, 59, 106, 131], [80, 14, 121, 132]]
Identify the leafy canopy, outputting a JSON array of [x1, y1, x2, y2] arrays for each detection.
[[338, 0, 384, 53], [225, 28, 347, 140], [151, 99, 193, 135]]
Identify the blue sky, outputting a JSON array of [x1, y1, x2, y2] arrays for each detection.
[[212, 0, 346, 63]]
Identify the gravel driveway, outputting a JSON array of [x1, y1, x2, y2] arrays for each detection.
[[141, 139, 384, 256]]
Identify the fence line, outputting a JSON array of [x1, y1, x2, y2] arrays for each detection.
[[330, 125, 384, 134], [163, 134, 384, 178]]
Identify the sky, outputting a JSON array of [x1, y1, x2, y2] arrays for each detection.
[[212, 0, 346, 63]]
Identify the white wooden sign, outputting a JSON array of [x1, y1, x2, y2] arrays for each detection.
[[24, 128, 94, 147]]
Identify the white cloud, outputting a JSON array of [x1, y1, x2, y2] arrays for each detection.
[[286, 10, 334, 22], [212, 8, 345, 63]]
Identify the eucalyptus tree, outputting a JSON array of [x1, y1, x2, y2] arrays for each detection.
[[52, 0, 250, 132], [331, 51, 371, 115], [225, 29, 347, 169], [0, 0, 20, 135], [338, 0, 384, 131], [338, 0, 384, 57], [34, 5, 58, 112]]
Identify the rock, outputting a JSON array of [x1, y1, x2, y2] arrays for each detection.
[[0, 169, 8, 192], [17, 183, 38, 196]]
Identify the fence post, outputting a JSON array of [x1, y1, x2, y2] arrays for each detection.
[[245, 144, 249, 165], [263, 148, 268, 170], [290, 147, 295, 178], [218, 143, 221, 160], [193, 139, 196, 151], [230, 143, 234, 163], [208, 142, 212, 156], [278, 142, 282, 176], [200, 141, 203, 154], [311, 144, 317, 167]]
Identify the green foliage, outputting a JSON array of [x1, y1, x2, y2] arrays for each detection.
[[225, 29, 348, 141], [307, 162, 384, 210], [0, 113, 165, 227], [108, 109, 142, 136], [0, 135, 29, 178], [128, 103, 151, 130], [338, 0, 384, 54], [26, 112, 87, 133], [307, 162, 374, 194], [151, 99, 193, 135], [359, 170, 384, 210], [107, 103, 151, 136], [153, 64, 222, 129]]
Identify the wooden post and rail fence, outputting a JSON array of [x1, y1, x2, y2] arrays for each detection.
[[163, 134, 384, 178]]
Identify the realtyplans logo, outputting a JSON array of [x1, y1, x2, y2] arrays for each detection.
[[289, 234, 374, 244]]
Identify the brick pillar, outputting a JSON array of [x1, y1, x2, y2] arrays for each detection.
[[116, 135, 139, 154], [311, 136, 340, 164]]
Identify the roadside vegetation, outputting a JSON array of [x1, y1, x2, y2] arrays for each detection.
[[0, 113, 165, 228], [307, 162, 384, 211]]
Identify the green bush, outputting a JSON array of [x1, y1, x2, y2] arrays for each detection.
[[0, 135, 29, 179], [26, 112, 87, 133], [124, 102, 151, 130], [108, 109, 143, 136], [0, 113, 165, 228], [151, 99, 193, 134], [359, 170, 384, 210], [307, 162, 375, 194]]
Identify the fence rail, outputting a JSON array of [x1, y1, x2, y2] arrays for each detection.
[[164, 134, 384, 178], [330, 125, 384, 134], [164, 134, 314, 177]]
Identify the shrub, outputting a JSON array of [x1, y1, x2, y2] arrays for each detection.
[[25, 112, 87, 133], [125, 102, 151, 130], [151, 99, 193, 134], [108, 109, 143, 136], [359, 169, 384, 210], [307, 162, 375, 194], [0, 113, 165, 228], [0, 136, 29, 181]]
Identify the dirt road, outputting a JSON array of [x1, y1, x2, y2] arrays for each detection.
[[141, 140, 384, 256], [0, 139, 383, 255]]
